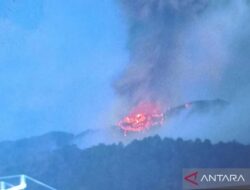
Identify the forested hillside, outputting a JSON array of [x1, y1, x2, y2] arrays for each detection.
[[0, 132, 249, 190]]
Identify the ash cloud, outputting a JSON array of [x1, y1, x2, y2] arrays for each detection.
[[77, 0, 250, 148], [112, 0, 250, 143], [114, 0, 211, 107]]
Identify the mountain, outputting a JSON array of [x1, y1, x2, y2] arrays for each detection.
[[0, 131, 249, 190], [166, 98, 229, 117]]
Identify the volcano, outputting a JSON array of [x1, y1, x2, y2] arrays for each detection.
[[117, 99, 228, 135], [117, 101, 165, 135]]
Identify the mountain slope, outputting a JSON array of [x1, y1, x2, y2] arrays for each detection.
[[0, 132, 249, 190]]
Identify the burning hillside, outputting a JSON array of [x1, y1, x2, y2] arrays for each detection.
[[117, 101, 165, 135], [112, 0, 239, 139], [116, 99, 228, 135]]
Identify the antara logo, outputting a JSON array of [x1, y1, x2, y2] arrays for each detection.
[[184, 171, 246, 187], [184, 171, 199, 186], [201, 174, 245, 183], [184, 169, 249, 189]]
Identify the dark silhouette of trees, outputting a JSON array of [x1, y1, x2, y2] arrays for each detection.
[[0, 132, 249, 190]]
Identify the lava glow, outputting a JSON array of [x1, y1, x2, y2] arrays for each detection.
[[117, 101, 165, 134]]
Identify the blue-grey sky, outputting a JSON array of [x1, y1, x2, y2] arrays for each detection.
[[0, 0, 128, 140]]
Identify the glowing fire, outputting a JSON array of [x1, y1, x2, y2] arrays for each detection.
[[117, 101, 165, 134]]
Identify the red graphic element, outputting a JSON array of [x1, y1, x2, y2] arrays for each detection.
[[184, 171, 199, 186]]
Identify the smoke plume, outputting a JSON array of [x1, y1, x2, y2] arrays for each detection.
[[112, 0, 250, 143], [77, 0, 250, 148], [115, 0, 212, 107]]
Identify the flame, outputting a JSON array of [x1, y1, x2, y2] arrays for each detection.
[[117, 101, 165, 134]]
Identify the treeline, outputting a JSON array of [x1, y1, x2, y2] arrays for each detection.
[[0, 132, 249, 190]]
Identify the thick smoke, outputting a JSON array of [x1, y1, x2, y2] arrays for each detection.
[[114, 0, 212, 107], [114, 0, 249, 104], [78, 0, 250, 148], [112, 0, 250, 143]]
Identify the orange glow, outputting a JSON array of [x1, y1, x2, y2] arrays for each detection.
[[117, 101, 165, 134]]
